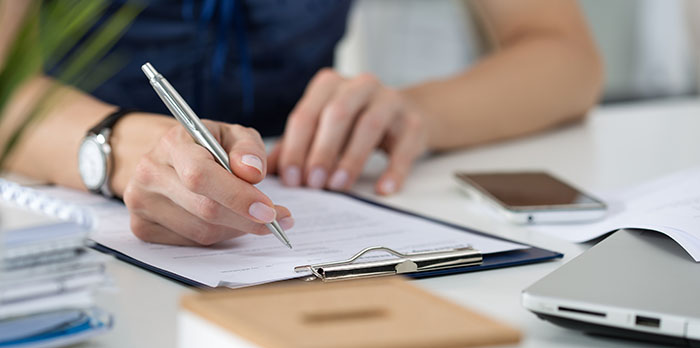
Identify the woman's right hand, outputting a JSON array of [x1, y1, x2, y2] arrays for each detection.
[[120, 118, 293, 246]]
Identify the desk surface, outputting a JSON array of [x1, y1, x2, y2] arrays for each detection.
[[79, 99, 700, 347]]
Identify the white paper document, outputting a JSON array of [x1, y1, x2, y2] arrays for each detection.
[[39, 179, 526, 288], [532, 166, 700, 261]]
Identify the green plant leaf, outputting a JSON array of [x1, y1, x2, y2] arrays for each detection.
[[56, 2, 142, 85], [0, 0, 144, 169], [40, 0, 108, 71], [0, 2, 42, 116]]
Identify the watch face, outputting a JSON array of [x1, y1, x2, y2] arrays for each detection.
[[78, 138, 107, 190]]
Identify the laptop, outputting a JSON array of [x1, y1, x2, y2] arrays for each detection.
[[522, 229, 700, 346]]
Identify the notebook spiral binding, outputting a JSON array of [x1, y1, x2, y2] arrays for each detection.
[[0, 179, 94, 229]]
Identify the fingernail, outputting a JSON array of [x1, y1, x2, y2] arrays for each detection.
[[329, 169, 349, 190], [308, 167, 327, 189], [279, 216, 295, 230], [283, 166, 301, 186], [241, 154, 263, 174], [248, 202, 276, 223], [381, 179, 396, 195]]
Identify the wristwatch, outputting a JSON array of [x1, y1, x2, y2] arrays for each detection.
[[78, 108, 136, 197]]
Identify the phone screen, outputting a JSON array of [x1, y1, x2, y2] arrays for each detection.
[[457, 172, 601, 208]]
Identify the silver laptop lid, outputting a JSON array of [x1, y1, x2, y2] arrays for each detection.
[[523, 229, 700, 341]]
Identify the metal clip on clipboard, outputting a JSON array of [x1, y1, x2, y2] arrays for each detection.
[[294, 246, 483, 282]]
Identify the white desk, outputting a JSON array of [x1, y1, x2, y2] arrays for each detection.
[[78, 99, 700, 347]]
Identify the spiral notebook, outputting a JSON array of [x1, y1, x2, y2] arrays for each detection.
[[0, 178, 563, 288]]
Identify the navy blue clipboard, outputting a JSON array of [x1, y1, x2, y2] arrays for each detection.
[[91, 193, 563, 288]]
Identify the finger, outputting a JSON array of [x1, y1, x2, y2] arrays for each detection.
[[124, 176, 255, 245], [278, 68, 343, 186], [305, 74, 380, 189], [328, 89, 401, 191], [266, 141, 282, 175], [127, 161, 295, 238], [130, 214, 200, 246], [168, 141, 278, 224], [129, 155, 250, 230], [153, 165, 293, 234], [137, 164, 280, 234], [217, 123, 267, 185], [376, 112, 425, 196], [274, 205, 294, 231], [132, 193, 250, 246]]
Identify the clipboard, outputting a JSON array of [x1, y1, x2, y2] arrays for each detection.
[[91, 193, 563, 288]]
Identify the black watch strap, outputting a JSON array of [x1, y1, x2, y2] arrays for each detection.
[[88, 108, 138, 135]]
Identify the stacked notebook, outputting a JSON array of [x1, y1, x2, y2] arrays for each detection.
[[0, 179, 112, 348]]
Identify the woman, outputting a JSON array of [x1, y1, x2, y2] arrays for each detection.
[[0, 0, 602, 246]]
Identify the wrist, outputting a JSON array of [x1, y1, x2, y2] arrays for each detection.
[[109, 113, 177, 197]]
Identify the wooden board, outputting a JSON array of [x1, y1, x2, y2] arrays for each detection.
[[181, 277, 521, 348]]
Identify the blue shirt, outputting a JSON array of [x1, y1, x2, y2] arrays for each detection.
[[48, 0, 351, 136]]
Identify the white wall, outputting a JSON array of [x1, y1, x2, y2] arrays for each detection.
[[335, 0, 481, 88], [335, 0, 698, 102], [579, 0, 696, 101]]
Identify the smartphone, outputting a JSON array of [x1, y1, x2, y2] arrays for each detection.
[[454, 171, 606, 224]]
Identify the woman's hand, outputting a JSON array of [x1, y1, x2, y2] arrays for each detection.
[[268, 68, 428, 195], [122, 120, 293, 246]]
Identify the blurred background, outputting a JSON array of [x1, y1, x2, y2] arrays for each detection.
[[336, 0, 699, 104]]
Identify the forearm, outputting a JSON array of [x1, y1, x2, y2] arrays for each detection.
[[1, 75, 176, 196], [403, 32, 603, 150]]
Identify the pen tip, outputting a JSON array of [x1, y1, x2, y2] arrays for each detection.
[[267, 221, 292, 249]]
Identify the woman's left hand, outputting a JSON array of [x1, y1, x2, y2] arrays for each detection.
[[268, 68, 428, 195]]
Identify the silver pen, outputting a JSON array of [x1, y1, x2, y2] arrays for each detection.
[[141, 62, 292, 249]]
